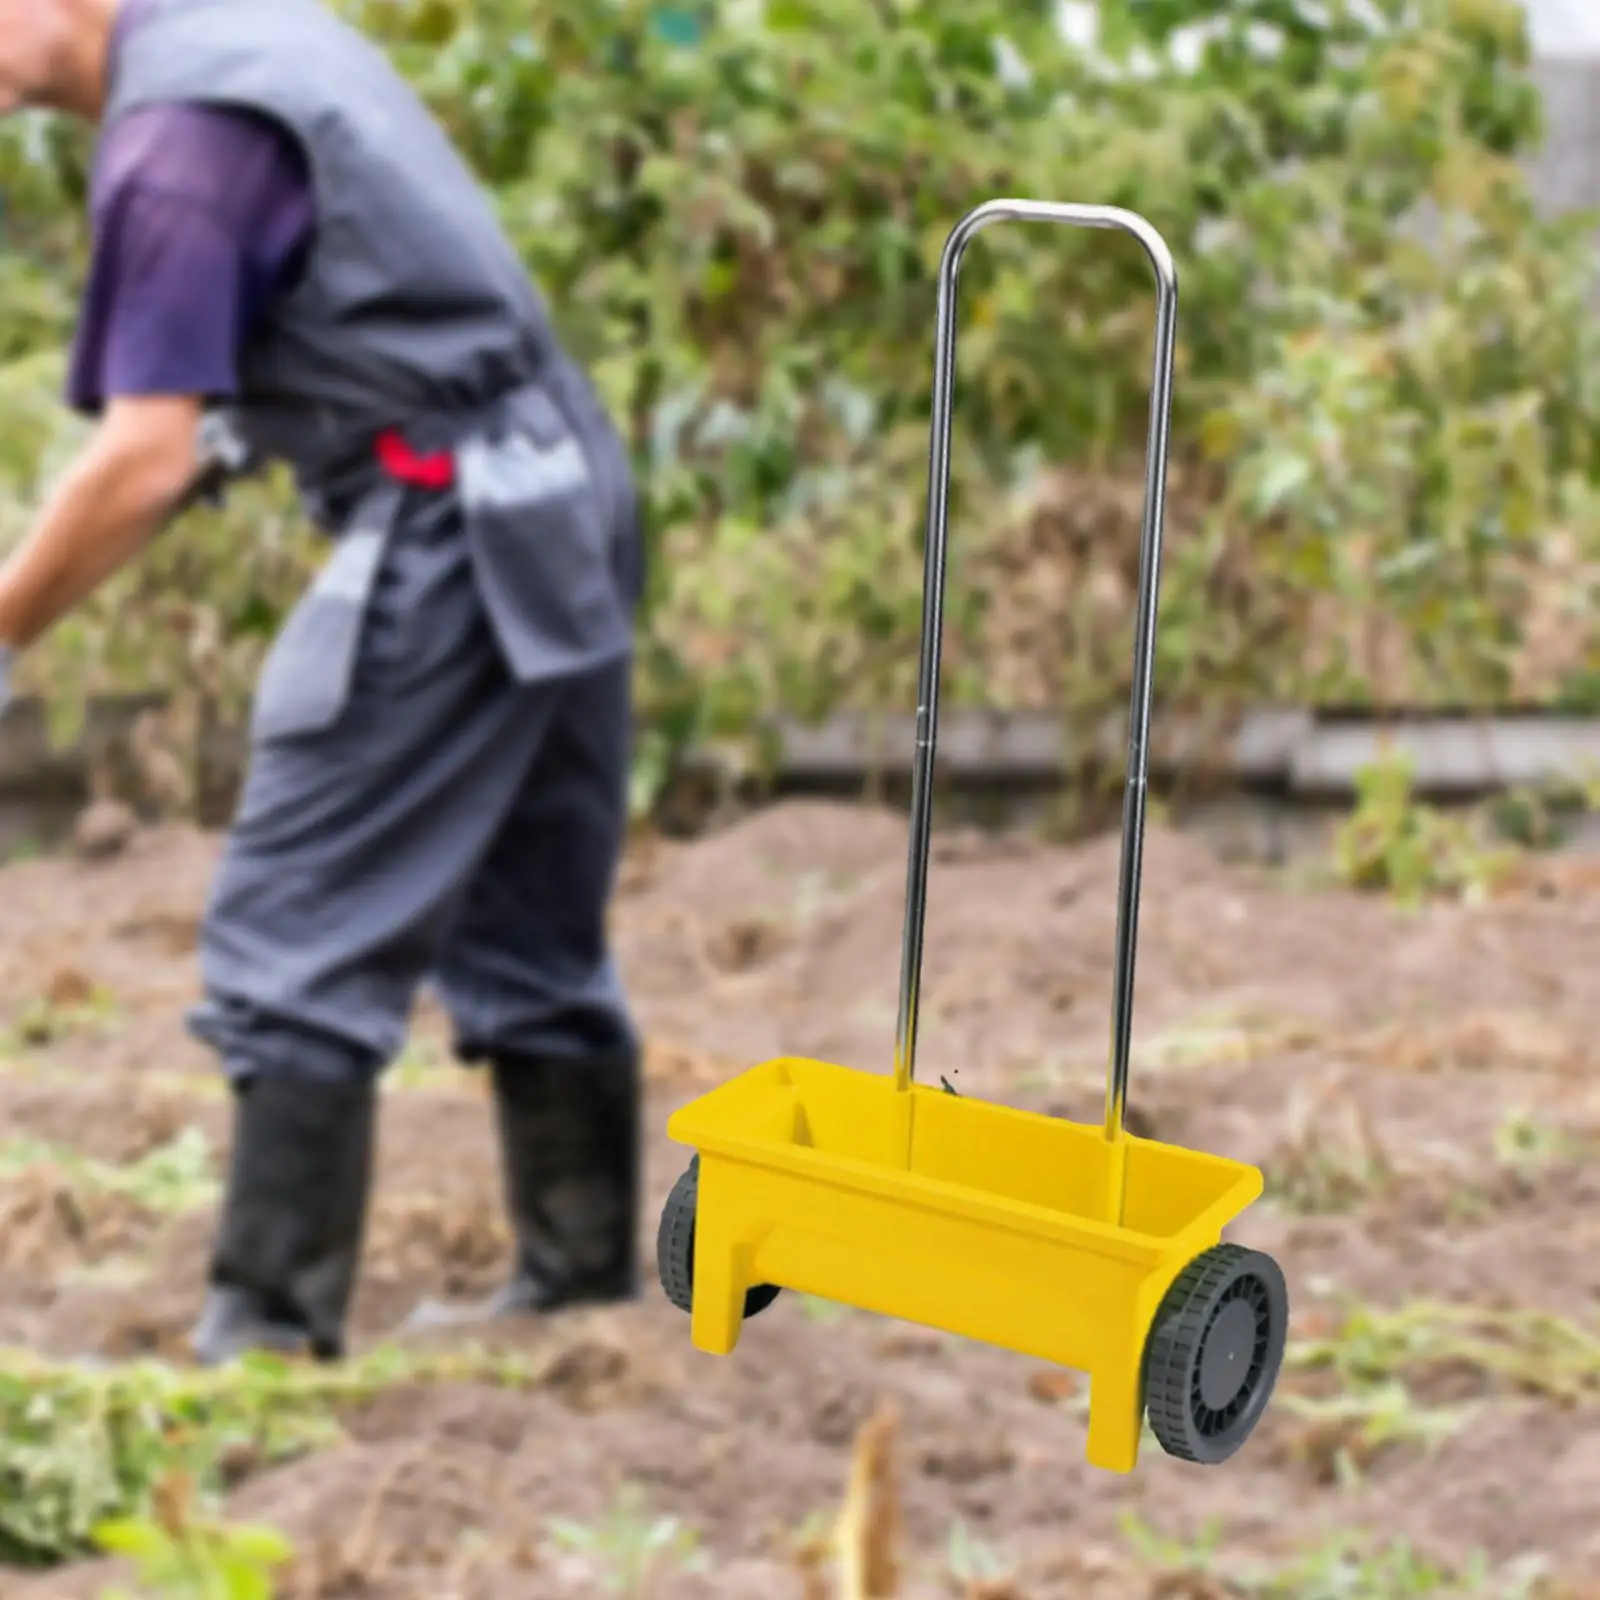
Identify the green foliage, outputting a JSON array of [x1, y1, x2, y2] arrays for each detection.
[[94, 1483, 292, 1600], [945, 1518, 1010, 1584], [0, 1127, 217, 1215], [2, 977, 119, 1050], [1492, 1106, 1589, 1176], [1332, 747, 1517, 903], [0, 0, 1595, 793], [1487, 770, 1600, 849], [1124, 1513, 1547, 1598], [1291, 1300, 1600, 1407], [546, 1482, 706, 1594], [1270, 1299, 1600, 1488], [0, 1343, 556, 1567]]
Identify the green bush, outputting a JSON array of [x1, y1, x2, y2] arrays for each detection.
[[0, 0, 1595, 797]]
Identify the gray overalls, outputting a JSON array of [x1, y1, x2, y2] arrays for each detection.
[[103, 0, 645, 1360], [106, 0, 643, 1086]]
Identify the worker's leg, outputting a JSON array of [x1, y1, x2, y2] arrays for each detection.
[[408, 654, 641, 1328], [186, 489, 570, 1364]]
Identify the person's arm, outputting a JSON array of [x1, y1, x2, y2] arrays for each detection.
[[0, 394, 201, 651], [0, 104, 315, 659]]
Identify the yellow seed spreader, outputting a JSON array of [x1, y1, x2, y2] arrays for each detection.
[[656, 200, 1287, 1474]]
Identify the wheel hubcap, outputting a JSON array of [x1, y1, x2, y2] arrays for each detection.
[[1199, 1298, 1258, 1410]]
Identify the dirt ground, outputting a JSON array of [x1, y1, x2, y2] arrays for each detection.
[[2, 799, 1599, 1598]]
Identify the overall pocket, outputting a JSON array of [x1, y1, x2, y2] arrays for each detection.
[[455, 389, 629, 679], [249, 483, 402, 746]]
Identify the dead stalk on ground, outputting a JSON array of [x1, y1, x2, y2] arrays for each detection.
[[1271, 1074, 1394, 1212], [831, 1401, 901, 1599]]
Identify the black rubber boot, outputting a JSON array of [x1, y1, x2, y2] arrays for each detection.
[[189, 1071, 377, 1366], [407, 1047, 640, 1329]]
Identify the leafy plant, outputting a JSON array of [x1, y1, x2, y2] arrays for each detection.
[[1488, 773, 1600, 851], [1125, 1515, 1548, 1599], [546, 1482, 706, 1595], [0, 1342, 570, 1566], [94, 1477, 292, 1600], [1291, 1386, 1473, 1482], [1290, 1300, 1600, 1408], [0, 1128, 217, 1216], [3, 980, 119, 1051], [1493, 1107, 1576, 1176], [1332, 747, 1517, 903], [945, 1519, 1010, 1585], [1271, 1299, 1600, 1487], [1247, 1538, 1492, 1599], [1119, 1513, 1227, 1573]]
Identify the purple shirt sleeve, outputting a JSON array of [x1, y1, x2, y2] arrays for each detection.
[[66, 102, 316, 416]]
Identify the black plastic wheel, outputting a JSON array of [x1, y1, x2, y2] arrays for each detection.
[[656, 1155, 781, 1320], [1143, 1243, 1287, 1465]]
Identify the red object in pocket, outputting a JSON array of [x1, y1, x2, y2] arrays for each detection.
[[374, 428, 455, 489]]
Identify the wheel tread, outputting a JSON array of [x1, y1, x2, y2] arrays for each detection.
[[656, 1159, 700, 1314], [654, 1155, 781, 1321]]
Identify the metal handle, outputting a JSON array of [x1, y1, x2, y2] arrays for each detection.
[[890, 198, 1180, 1161]]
